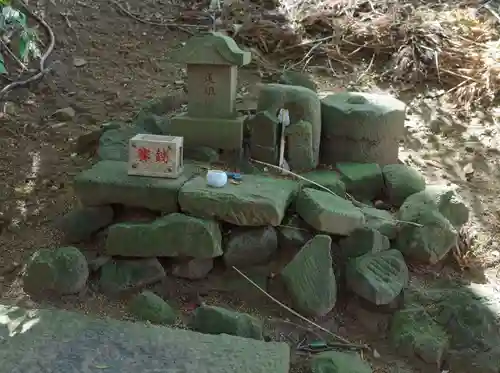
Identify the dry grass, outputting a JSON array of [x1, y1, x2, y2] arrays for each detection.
[[214, 0, 500, 111]]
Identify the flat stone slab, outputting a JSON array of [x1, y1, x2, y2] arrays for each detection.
[[105, 213, 223, 258], [296, 188, 365, 235], [0, 304, 290, 373], [179, 175, 298, 226], [74, 160, 197, 213]]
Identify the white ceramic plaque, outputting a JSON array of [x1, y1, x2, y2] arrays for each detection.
[[128, 134, 184, 178]]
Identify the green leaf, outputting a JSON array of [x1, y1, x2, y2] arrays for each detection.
[[0, 52, 7, 74], [2, 5, 25, 25], [19, 28, 39, 62]]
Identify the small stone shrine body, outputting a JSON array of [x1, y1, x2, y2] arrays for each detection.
[[168, 32, 251, 158]]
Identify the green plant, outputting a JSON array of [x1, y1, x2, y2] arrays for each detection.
[[0, 1, 41, 73]]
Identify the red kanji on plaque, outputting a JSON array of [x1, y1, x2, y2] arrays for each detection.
[[137, 147, 151, 162], [155, 148, 169, 163]]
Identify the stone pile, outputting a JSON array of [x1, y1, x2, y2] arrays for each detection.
[[24, 148, 476, 371], [20, 32, 481, 372]]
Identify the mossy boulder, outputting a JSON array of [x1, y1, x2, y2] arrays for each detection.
[[191, 305, 263, 340], [23, 246, 89, 295], [128, 290, 177, 325]]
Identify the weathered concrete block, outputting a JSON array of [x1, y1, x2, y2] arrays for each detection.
[[257, 84, 321, 167], [286, 120, 315, 172], [281, 235, 336, 317], [346, 249, 408, 305], [169, 113, 244, 151], [248, 111, 280, 149], [296, 188, 365, 236], [321, 92, 406, 165], [249, 144, 278, 164], [179, 175, 298, 226], [299, 170, 346, 197], [105, 213, 222, 258], [0, 303, 290, 373], [74, 161, 195, 213], [337, 162, 384, 201]]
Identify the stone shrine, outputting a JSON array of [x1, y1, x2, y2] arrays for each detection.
[[169, 32, 251, 157]]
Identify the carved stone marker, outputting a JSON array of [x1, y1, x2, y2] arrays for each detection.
[[169, 32, 251, 155]]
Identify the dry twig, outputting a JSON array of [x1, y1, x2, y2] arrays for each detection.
[[249, 158, 423, 227], [108, 0, 199, 35], [232, 266, 365, 348]]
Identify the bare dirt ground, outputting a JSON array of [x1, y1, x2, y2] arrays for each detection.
[[0, 1, 499, 373]]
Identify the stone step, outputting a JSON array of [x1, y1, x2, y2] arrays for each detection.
[[0, 303, 290, 373]]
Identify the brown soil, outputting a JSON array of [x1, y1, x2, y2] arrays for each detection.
[[0, 1, 499, 373]]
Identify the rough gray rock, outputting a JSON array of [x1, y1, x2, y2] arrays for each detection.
[[224, 226, 278, 268], [277, 214, 313, 249], [97, 126, 145, 161], [128, 290, 177, 325], [382, 164, 426, 206], [99, 258, 165, 295], [296, 188, 365, 236], [23, 246, 89, 296], [339, 227, 390, 260], [281, 235, 336, 316], [53, 206, 114, 243], [361, 206, 399, 239], [0, 303, 290, 373], [396, 203, 458, 264], [192, 305, 263, 340], [172, 258, 214, 280], [346, 249, 408, 305], [399, 184, 469, 229], [395, 280, 500, 371], [390, 305, 449, 367], [310, 351, 372, 373]]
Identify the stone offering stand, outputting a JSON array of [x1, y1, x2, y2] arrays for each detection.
[[22, 32, 495, 373]]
